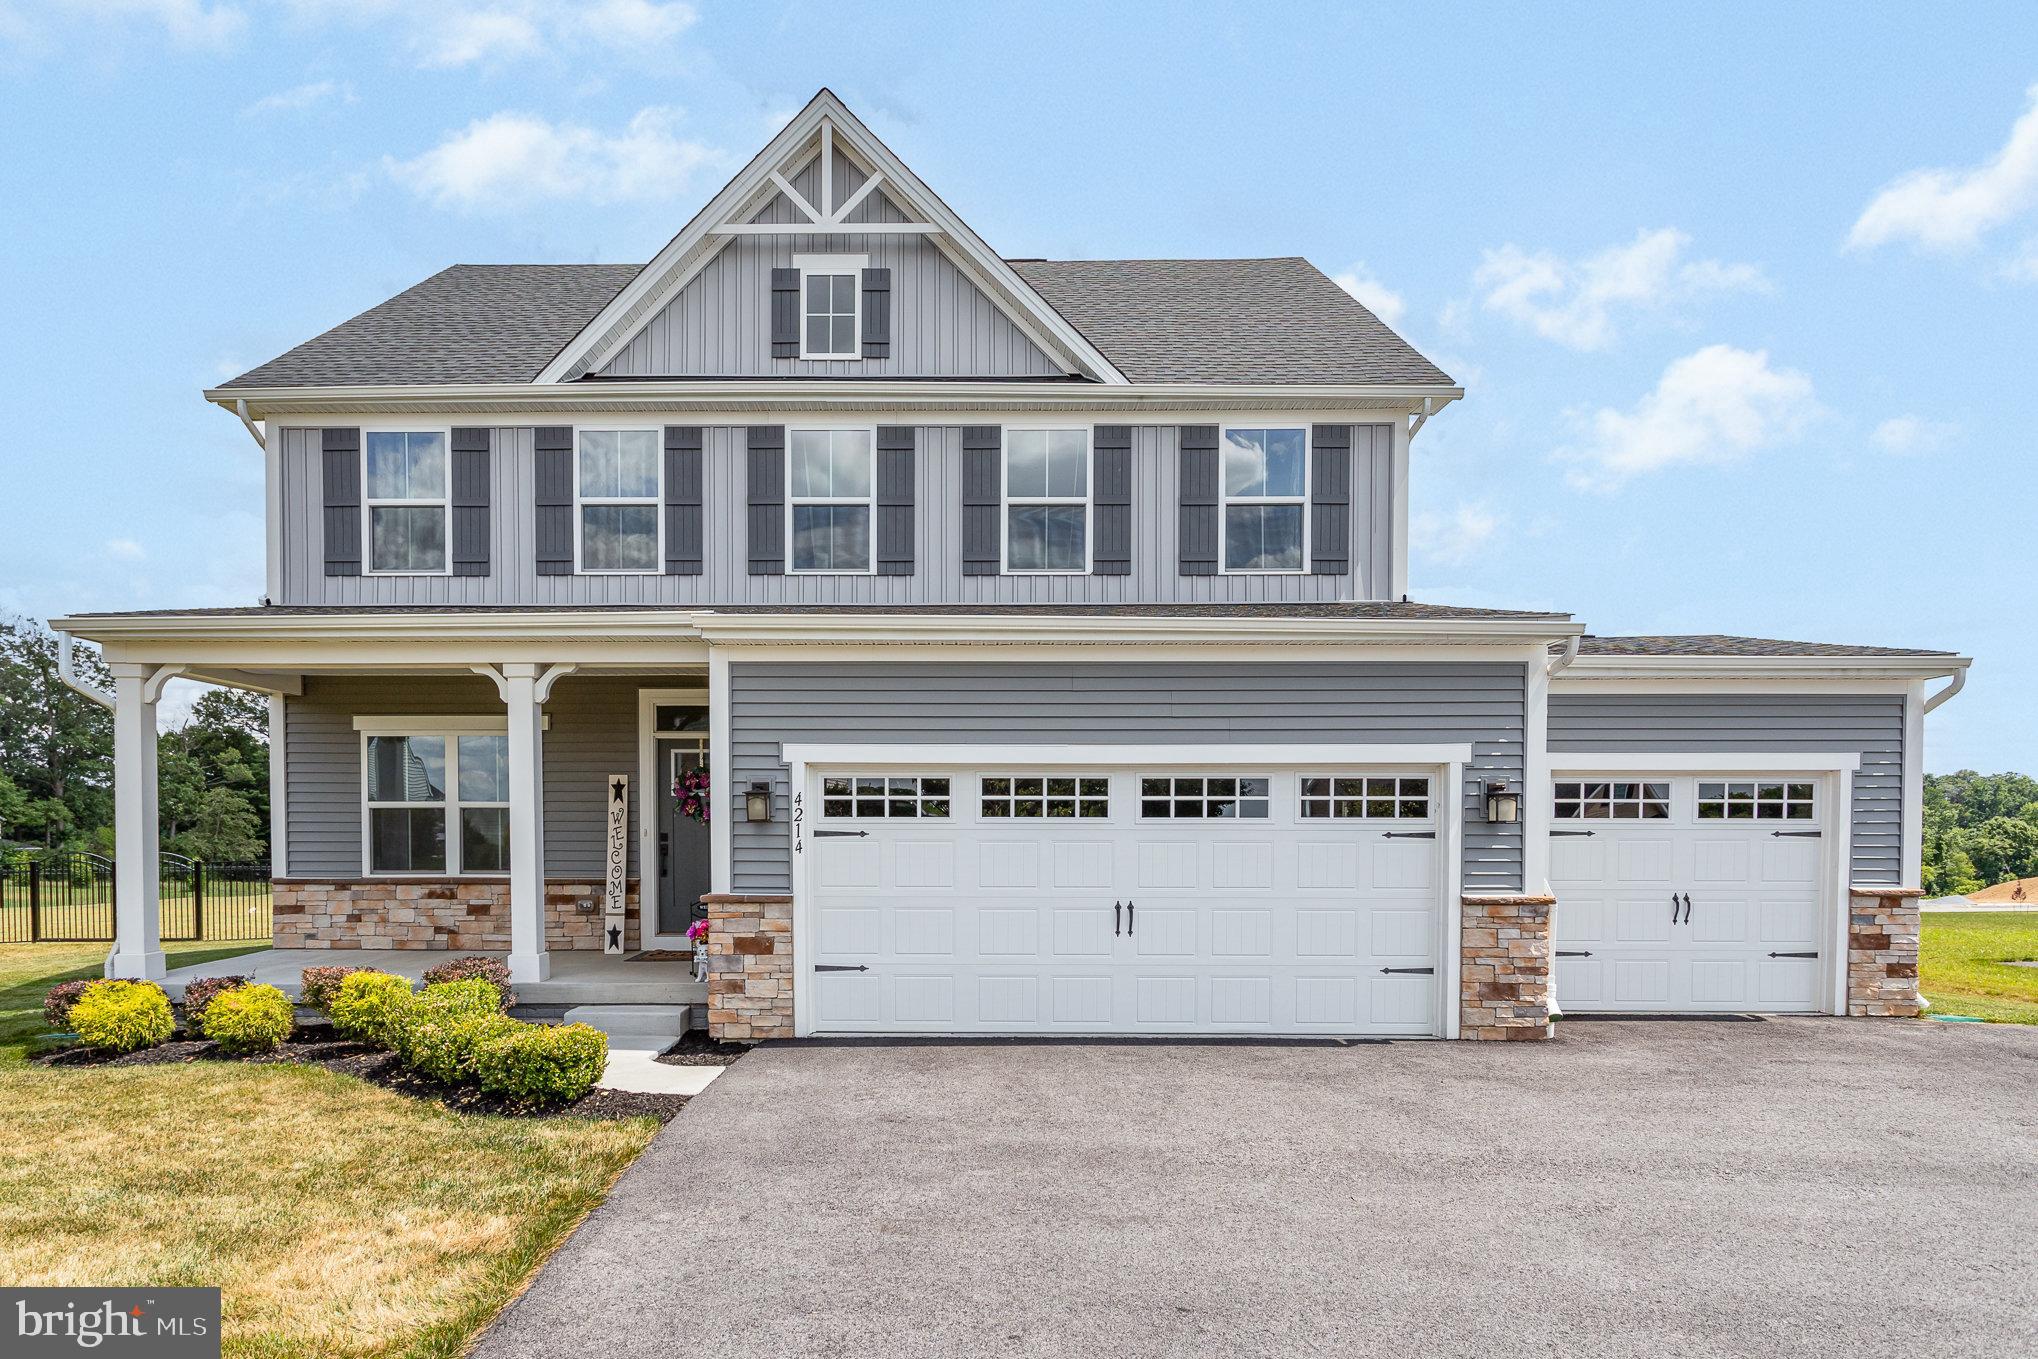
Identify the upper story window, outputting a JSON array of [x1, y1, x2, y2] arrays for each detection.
[[1222, 426, 1307, 572], [798, 253, 864, 359], [365, 431, 447, 574], [577, 429, 661, 573], [789, 428, 873, 572], [1004, 429, 1089, 572]]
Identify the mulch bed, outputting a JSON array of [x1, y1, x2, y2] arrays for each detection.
[[34, 1023, 694, 1123], [654, 1030, 749, 1067]]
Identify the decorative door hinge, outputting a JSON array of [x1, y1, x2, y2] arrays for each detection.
[[813, 964, 870, 973], [813, 829, 869, 838], [1770, 830, 1822, 838], [1550, 830, 1596, 838], [1382, 831, 1437, 840], [1379, 966, 1435, 975], [1767, 951, 1819, 959], [1556, 950, 1593, 958]]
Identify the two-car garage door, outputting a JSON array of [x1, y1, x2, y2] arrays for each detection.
[[800, 766, 1446, 1036]]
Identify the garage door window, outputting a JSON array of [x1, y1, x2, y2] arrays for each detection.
[[1300, 776, 1430, 820], [821, 776, 951, 819], [980, 776, 1109, 819], [1553, 781, 1670, 820], [1140, 776, 1270, 820], [1697, 781, 1815, 821]]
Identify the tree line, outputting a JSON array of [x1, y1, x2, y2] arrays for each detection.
[[0, 618, 269, 863], [1922, 770, 2038, 897]]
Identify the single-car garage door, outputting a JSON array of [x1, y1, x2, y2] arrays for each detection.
[[1548, 776, 1831, 1013], [799, 767, 1446, 1035]]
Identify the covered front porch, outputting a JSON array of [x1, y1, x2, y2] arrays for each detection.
[[159, 947, 707, 1007]]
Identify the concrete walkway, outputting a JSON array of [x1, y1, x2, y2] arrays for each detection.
[[472, 1019, 2038, 1359]]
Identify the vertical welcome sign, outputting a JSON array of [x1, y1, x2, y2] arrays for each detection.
[[604, 775, 629, 954]]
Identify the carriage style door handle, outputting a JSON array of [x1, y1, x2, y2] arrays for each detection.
[[1127, 901, 1134, 936], [1114, 901, 1122, 936], [1681, 893, 1692, 924]]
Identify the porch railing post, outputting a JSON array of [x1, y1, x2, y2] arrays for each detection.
[[192, 861, 205, 942]]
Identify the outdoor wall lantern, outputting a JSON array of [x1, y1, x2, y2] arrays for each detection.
[[745, 782, 774, 822], [1483, 781, 1522, 824]]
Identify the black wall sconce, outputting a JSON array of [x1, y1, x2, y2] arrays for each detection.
[[745, 781, 773, 822]]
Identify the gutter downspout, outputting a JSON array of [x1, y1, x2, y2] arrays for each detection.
[[1546, 634, 1580, 677], [55, 631, 115, 710], [232, 399, 265, 451], [1923, 668, 1966, 713]]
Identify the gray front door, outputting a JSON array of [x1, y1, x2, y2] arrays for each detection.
[[659, 741, 713, 936]]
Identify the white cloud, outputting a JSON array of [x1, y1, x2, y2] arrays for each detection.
[[387, 107, 725, 210], [2003, 239, 2038, 282], [1473, 228, 1768, 350], [418, 9, 539, 66], [104, 538, 145, 561], [1557, 344, 1817, 491], [1870, 415, 1958, 457], [2, 0, 246, 49], [281, 1, 697, 69], [1849, 85, 2038, 253], [1411, 502, 1501, 567], [1332, 263, 1406, 326], [243, 79, 354, 115]]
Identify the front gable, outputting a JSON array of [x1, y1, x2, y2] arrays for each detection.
[[541, 89, 1123, 385]]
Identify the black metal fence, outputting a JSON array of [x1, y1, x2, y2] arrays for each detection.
[[0, 851, 273, 944]]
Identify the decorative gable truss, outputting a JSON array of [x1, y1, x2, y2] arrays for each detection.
[[536, 90, 1126, 385]]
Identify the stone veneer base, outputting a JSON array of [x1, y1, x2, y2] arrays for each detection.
[[272, 878, 639, 952], [1848, 887, 1924, 1018], [704, 894, 794, 1042], [1461, 894, 1554, 1040]]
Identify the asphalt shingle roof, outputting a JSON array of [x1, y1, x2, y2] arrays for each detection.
[[1571, 635, 1957, 659], [218, 257, 1453, 390]]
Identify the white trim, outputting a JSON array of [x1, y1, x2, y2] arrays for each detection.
[[1902, 679, 1925, 890], [708, 651, 732, 896], [793, 253, 867, 361], [782, 741, 1477, 769], [1389, 418, 1410, 599], [637, 686, 712, 947], [1547, 753, 1863, 774], [1556, 655, 1968, 683], [784, 425, 878, 574], [573, 426, 665, 575], [999, 424, 1093, 575], [1218, 423, 1311, 575], [357, 727, 512, 878], [263, 425, 283, 602], [360, 427, 453, 577], [1522, 647, 1551, 896], [1441, 758, 1464, 1040], [1831, 767, 1855, 1015], [268, 693, 288, 878]]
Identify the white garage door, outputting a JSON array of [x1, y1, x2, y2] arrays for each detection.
[[1548, 777, 1829, 1013], [799, 768, 1445, 1035]]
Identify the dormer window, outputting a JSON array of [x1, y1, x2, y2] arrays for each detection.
[[797, 253, 865, 359]]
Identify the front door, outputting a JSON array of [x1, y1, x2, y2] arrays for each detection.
[[657, 728, 712, 938]]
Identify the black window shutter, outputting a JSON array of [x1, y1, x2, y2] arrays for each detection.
[[534, 426, 575, 576], [770, 268, 801, 358], [747, 426, 786, 574], [450, 427, 491, 577], [861, 267, 892, 359], [321, 427, 361, 577], [1093, 425, 1133, 576], [1177, 425, 1219, 576], [1310, 424, 1353, 577], [876, 425, 914, 576], [665, 426, 704, 576], [960, 425, 1002, 576]]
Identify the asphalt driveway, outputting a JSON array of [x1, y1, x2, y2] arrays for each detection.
[[475, 1020, 2036, 1358]]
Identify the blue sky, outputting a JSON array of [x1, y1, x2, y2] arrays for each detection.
[[0, 2, 2032, 770]]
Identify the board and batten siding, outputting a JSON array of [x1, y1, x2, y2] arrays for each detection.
[[1547, 692, 1907, 886], [283, 675, 658, 878], [728, 661, 1527, 896], [277, 424, 1398, 606]]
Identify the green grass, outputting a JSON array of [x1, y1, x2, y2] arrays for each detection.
[[1920, 911, 2038, 1025], [0, 943, 659, 1358]]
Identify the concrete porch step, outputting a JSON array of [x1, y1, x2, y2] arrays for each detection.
[[562, 1004, 695, 1037]]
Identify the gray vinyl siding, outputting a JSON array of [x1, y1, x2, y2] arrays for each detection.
[[282, 675, 658, 878], [600, 154, 1061, 379], [278, 424, 1399, 606], [1547, 693, 1907, 886], [728, 660, 1526, 895]]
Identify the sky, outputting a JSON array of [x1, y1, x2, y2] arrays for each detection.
[[0, 1, 2032, 770]]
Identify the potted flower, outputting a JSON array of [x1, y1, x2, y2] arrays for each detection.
[[686, 917, 710, 981]]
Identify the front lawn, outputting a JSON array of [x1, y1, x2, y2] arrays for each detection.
[[0, 943, 660, 1359], [1919, 911, 2038, 1024]]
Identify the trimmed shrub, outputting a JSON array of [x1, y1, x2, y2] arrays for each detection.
[[200, 983, 295, 1055], [68, 980, 175, 1054], [43, 979, 93, 1030], [419, 955, 516, 1009], [473, 1022, 608, 1108], [181, 975, 250, 1026], [327, 971, 415, 1049], [300, 965, 365, 1013], [393, 978, 507, 1076], [403, 1010, 521, 1086]]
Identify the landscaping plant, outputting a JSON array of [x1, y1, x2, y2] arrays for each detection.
[[199, 983, 295, 1055], [474, 1022, 608, 1108], [42, 979, 93, 1031], [300, 965, 365, 1012], [396, 978, 517, 1083], [67, 979, 175, 1054], [419, 955, 516, 1008], [327, 971, 416, 1049], [180, 975, 250, 1027]]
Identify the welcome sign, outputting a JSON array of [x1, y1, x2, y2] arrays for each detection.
[[603, 775, 629, 954]]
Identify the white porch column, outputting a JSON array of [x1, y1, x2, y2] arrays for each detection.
[[108, 663, 166, 979], [502, 662, 551, 983]]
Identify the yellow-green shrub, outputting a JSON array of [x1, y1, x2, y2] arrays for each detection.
[[473, 1022, 608, 1107], [68, 980, 174, 1054], [200, 983, 295, 1054], [394, 979, 516, 1084], [327, 971, 415, 1049]]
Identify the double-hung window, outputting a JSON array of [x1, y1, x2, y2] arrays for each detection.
[[1004, 429, 1089, 572], [364, 732, 510, 875], [364, 431, 448, 574], [788, 428, 874, 572], [577, 429, 661, 573], [1222, 426, 1308, 572], [798, 254, 863, 359]]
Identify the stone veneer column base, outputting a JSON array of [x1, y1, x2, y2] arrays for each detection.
[[1848, 887, 1924, 1017], [704, 894, 794, 1042], [270, 878, 638, 952], [1461, 894, 1554, 1040]]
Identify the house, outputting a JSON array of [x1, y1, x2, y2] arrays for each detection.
[[54, 90, 1969, 1041]]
